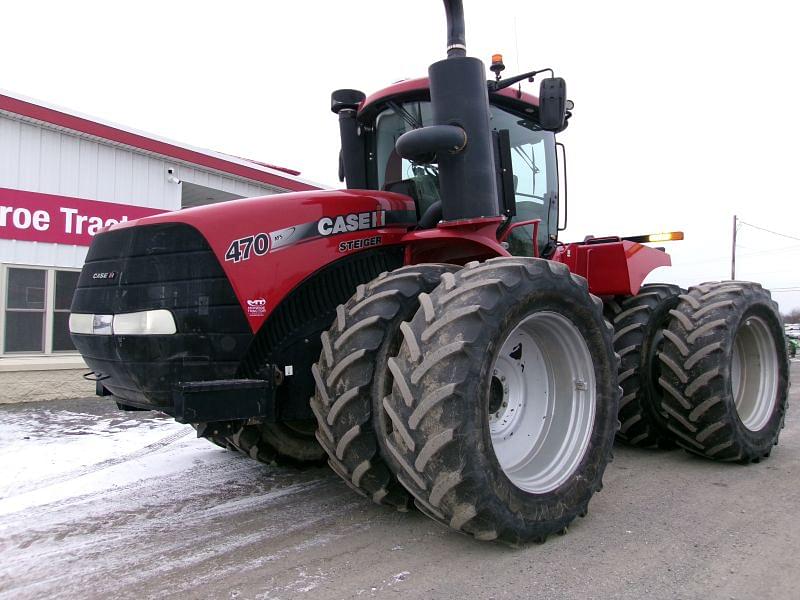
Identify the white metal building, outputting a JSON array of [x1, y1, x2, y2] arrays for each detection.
[[0, 89, 318, 401]]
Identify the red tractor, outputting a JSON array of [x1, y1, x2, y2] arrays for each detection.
[[70, 1, 789, 543]]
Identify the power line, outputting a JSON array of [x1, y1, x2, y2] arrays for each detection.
[[738, 220, 800, 243], [671, 244, 800, 269], [740, 243, 800, 257]]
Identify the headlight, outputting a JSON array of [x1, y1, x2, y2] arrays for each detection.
[[68, 313, 97, 335], [69, 310, 176, 335], [112, 310, 177, 335]]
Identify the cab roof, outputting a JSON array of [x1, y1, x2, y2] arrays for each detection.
[[358, 77, 540, 120]]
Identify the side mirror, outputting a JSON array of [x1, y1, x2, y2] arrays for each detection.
[[331, 89, 366, 114], [538, 77, 567, 131]]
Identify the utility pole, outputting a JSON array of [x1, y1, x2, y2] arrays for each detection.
[[731, 214, 737, 280]]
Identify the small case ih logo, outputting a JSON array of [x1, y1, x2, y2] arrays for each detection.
[[91, 271, 117, 280], [246, 298, 267, 316]]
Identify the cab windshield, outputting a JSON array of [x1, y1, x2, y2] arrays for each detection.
[[373, 100, 558, 256]]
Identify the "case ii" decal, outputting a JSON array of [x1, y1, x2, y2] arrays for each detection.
[[317, 210, 385, 236]]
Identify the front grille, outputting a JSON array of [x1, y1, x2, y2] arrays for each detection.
[[71, 223, 252, 409]]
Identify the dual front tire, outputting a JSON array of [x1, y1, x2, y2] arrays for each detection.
[[314, 258, 620, 543], [379, 259, 619, 543], [195, 419, 325, 466], [311, 264, 459, 510]]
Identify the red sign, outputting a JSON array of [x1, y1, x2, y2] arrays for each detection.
[[0, 187, 167, 246]]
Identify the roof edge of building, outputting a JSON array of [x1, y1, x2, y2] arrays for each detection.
[[0, 88, 328, 192]]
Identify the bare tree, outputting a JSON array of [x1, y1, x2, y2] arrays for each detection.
[[783, 308, 800, 324]]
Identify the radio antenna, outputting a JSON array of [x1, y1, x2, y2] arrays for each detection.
[[513, 17, 522, 93]]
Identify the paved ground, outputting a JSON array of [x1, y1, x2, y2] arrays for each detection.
[[1, 363, 798, 600]]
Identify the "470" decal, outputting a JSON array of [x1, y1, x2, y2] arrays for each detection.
[[225, 233, 270, 263]]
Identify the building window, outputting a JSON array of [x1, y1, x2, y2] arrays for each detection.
[[180, 181, 244, 209], [5, 268, 46, 352], [2, 266, 80, 355], [53, 271, 80, 351]]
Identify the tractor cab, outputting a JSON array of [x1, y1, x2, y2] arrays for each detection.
[[332, 75, 567, 258]]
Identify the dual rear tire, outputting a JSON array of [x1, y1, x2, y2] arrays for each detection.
[[608, 281, 789, 462], [605, 284, 683, 448], [658, 282, 789, 462]]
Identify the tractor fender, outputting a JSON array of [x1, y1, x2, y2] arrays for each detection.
[[401, 217, 510, 265], [551, 240, 671, 296]]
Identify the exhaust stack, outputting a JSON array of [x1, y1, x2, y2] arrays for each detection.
[[443, 0, 466, 57], [395, 0, 500, 222]]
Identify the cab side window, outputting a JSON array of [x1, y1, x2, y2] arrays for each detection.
[[489, 109, 557, 257], [375, 103, 440, 217]]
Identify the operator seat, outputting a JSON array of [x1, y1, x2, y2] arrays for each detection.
[[382, 148, 442, 228]]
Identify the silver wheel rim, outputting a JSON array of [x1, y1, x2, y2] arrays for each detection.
[[488, 311, 596, 494], [731, 316, 779, 431]]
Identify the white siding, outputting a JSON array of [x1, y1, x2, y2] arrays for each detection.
[[0, 117, 21, 186], [0, 113, 282, 268], [60, 134, 80, 197], [0, 115, 185, 206], [77, 138, 99, 200], [18, 121, 40, 190]]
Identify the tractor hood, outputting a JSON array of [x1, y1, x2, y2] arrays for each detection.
[[101, 188, 417, 331]]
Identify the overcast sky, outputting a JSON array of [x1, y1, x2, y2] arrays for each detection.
[[2, 0, 798, 311]]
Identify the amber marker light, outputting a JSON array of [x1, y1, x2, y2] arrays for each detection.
[[490, 54, 506, 80], [623, 232, 685, 243]]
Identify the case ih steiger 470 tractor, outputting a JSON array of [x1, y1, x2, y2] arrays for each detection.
[[69, 0, 789, 544]]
